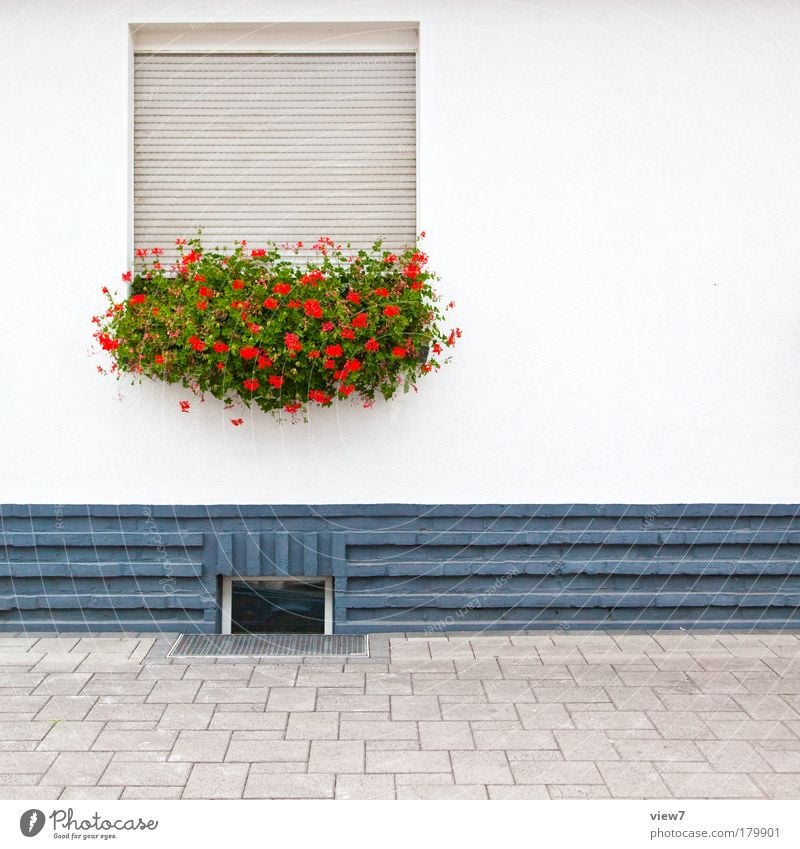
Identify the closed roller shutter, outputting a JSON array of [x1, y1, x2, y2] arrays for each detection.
[[133, 52, 416, 262]]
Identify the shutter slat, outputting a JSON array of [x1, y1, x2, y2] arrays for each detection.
[[133, 51, 416, 261]]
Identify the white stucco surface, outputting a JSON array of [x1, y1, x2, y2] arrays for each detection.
[[1, 0, 799, 504]]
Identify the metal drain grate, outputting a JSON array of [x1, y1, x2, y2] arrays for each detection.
[[167, 633, 369, 659]]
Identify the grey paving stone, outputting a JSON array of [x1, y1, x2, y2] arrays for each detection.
[[286, 712, 339, 740], [339, 720, 418, 740], [93, 728, 178, 752], [61, 786, 123, 799], [390, 695, 441, 720], [308, 740, 364, 773], [0, 784, 62, 799], [35, 696, 98, 722], [100, 761, 191, 786], [316, 694, 389, 713], [158, 703, 214, 730], [598, 761, 670, 798], [0, 720, 54, 741], [85, 703, 164, 722], [696, 740, 772, 772], [398, 784, 488, 799], [195, 684, 270, 704], [474, 728, 558, 751], [33, 673, 92, 696], [0, 695, 49, 713], [511, 760, 605, 784], [554, 730, 620, 761], [488, 784, 549, 799], [366, 750, 451, 774], [572, 711, 654, 730], [170, 730, 231, 763], [661, 772, 764, 798], [266, 687, 317, 711], [226, 739, 309, 762], [516, 703, 575, 729], [440, 703, 518, 721], [183, 763, 248, 799], [0, 751, 57, 773], [122, 787, 184, 799], [244, 773, 334, 799], [647, 711, 715, 739], [146, 680, 201, 703], [753, 741, 800, 772], [40, 751, 112, 785], [614, 739, 705, 762], [39, 721, 105, 751], [451, 751, 513, 784], [209, 712, 287, 731], [751, 773, 800, 799], [335, 774, 395, 799], [419, 721, 475, 750], [365, 673, 412, 695]]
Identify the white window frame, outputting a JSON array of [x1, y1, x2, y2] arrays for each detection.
[[221, 575, 334, 635], [126, 20, 420, 268]]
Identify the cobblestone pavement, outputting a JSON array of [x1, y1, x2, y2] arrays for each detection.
[[1, 631, 799, 800]]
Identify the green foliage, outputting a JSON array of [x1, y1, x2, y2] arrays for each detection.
[[93, 235, 459, 420]]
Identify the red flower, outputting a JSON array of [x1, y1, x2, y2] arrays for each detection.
[[273, 282, 291, 295], [196, 300, 208, 310], [392, 346, 407, 358], [403, 262, 421, 279], [269, 375, 284, 388], [257, 356, 272, 369], [248, 323, 261, 333], [323, 358, 336, 370], [303, 299, 323, 319], [240, 346, 259, 360], [287, 300, 301, 309], [325, 344, 343, 358], [321, 321, 334, 332], [151, 247, 164, 256], [340, 328, 356, 340], [307, 349, 321, 359], [194, 274, 206, 283], [284, 402, 302, 414], [198, 286, 214, 297], [284, 333, 302, 351], [339, 384, 355, 397], [410, 251, 428, 266], [183, 250, 202, 265], [345, 291, 360, 304], [263, 297, 279, 310], [251, 249, 267, 258], [232, 279, 245, 290], [308, 389, 332, 405], [213, 341, 229, 353], [351, 313, 368, 328], [365, 338, 379, 352], [154, 354, 165, 364], [383, 254, 397, 264], [98, 333, 119, 351], [230, 418, 244, 426], [216, 362, 225, 371], [374, 287, 389, 297], [129, 293, 146, 305], [243, 378, 260, 391], [136, 248, 148, 258], [410, 281, 423, 290], [152, 307, 159, 316], [101, 286, 109, 294], [344, 358, 361, 373], [300, 269, 324, 286], [179, 400, 190, 413], [121, 271, 132, 282], [188, 336, 206, 352], [383, 305, 400, 317], [432, 342, 443, 355], [175, 238, 187, 246]]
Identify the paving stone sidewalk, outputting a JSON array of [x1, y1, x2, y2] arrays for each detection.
[[1, 631, 800, 800]]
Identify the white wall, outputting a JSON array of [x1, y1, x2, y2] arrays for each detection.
[[1, 0, 799, 505]]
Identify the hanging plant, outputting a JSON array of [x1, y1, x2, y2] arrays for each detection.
[[92, 235, 460, 421]]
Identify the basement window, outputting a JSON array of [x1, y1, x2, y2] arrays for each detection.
[[221, 577, 332, 634]]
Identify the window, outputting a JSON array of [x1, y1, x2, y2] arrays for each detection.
[[132, 23, 418, 261], [221, 577, 332, 634]]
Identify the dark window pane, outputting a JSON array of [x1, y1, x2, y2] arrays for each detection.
[[231, 580, 325, 634]]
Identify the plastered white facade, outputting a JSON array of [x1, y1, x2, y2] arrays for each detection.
[[1, 0, 799, 505]]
